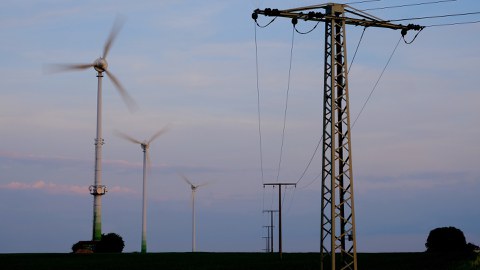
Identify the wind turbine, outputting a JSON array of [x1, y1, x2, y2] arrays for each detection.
[[48, 17, 137, 241], [180, 174, 208, 252], [116, 126, 169, 253]]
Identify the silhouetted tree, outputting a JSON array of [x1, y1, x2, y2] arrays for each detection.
[[467, 242, 480, 252], [96, 233, 125, 253], [71, 241, 82, 253], [425, 226, 469, 253], [71, 241, 96, 253]]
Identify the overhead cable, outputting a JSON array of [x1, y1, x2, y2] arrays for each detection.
[[252, 12, 277, 28], [275, 26, 296, 183], [389, 11, 480, 22], [254, 23, 265, 184], [296, 27, 367, 185], [294, 21, 321, 34], [363, 0, 456, 11], [425, 20, 480, 27], [352, 36, 402, 129], [348, 27, 367, 74], [346, 0, 382, 4]]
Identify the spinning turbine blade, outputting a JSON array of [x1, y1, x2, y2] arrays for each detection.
[[114, 130, 143, 144], [196, 182, 209, 188], [180, 174, 194, 187], [103, 16, 126, 59], [148, 125, 171, 144], [105, 70, 138, 112], [44, 63, 94, 74]]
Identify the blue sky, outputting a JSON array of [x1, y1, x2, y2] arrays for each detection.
[[0, 0, 479, 253]]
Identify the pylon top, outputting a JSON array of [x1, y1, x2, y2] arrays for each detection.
[[252, 2, 424, 32]]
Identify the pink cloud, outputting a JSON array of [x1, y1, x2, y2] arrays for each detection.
[[3, 181, 31, 189]]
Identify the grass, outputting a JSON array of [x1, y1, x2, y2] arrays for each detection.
[[0, 252, 478, 270]]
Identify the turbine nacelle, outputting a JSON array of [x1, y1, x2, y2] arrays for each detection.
[[180, 174, 208, 192], [46, 17, 138, 113], [94, 57, 108, 73]]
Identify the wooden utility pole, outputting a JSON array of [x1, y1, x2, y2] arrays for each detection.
[[264, 183, 296, 259], [263, 210, 278, 253]]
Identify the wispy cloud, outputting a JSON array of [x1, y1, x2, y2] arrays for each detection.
[[357, 170, 480, 194], [0, 180, 137, 195]]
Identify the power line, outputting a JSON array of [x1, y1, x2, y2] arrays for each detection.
[[253, 14, 277, 28], [348, 27, 367, 74], [402, 27, 424, 44], [284, 185, 297, 216], [254, 23, 265, 185], [300, 172, 322, 189], [294, 21, 320, 35], [425, 19, 480, 27], [363, 0, 457, 11], [352, 36, 402, 129], [346, 0, 382, 4], [297, 35, 402, 187], [296, 26, 367, 185], [296, 137, 321, 185], [389, 11, 480, 22], [263, 5, 476, 167], [275, 26, 295, 183]]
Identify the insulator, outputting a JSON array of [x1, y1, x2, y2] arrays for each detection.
[[315, 12, 325, 19]]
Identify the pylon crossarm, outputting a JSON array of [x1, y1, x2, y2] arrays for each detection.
[[282, 4, 331, 13], [253, 4, 423, 32]]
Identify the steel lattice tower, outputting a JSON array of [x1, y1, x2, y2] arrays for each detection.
[[321, 5, 356, 269], [253, 3, 422, 270]]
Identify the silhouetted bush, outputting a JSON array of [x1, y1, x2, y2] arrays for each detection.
[[72, 233, 124, 253], [425, 226, 478, 259], [96, 232, 125, 253], [71, 241, 96, 253], [72, 241, 82, 253], [426, 227, 467, 253], [467, 242, 480, 252]]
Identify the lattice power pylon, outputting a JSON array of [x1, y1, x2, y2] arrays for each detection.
[[253, 3, 422, 270]]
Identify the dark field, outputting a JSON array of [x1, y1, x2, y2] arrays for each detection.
[[0, 252, 478, 270]]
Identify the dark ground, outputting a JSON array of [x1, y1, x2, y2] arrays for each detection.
[[0, 252, 478, 270]]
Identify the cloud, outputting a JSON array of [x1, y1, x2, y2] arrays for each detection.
[[356, 170, 480, 194], [0, 151, 166, 172], [0, 180, 137, 195]]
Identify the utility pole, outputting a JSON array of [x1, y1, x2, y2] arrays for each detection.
[[264, 183, 296, 259], [263, 210, 278, 253], [253, 3, 422, 270], [263, 226, 271, 252]]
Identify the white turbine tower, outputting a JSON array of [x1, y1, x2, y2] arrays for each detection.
[[180, 175, 208, 252], [116, 127, 169, 253], [48, 17, 136, 241]]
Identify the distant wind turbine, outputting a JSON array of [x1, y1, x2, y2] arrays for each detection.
[[180, 174, 208, 252], [47, 17, 137, 241], [116, 126, 169, 253]]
